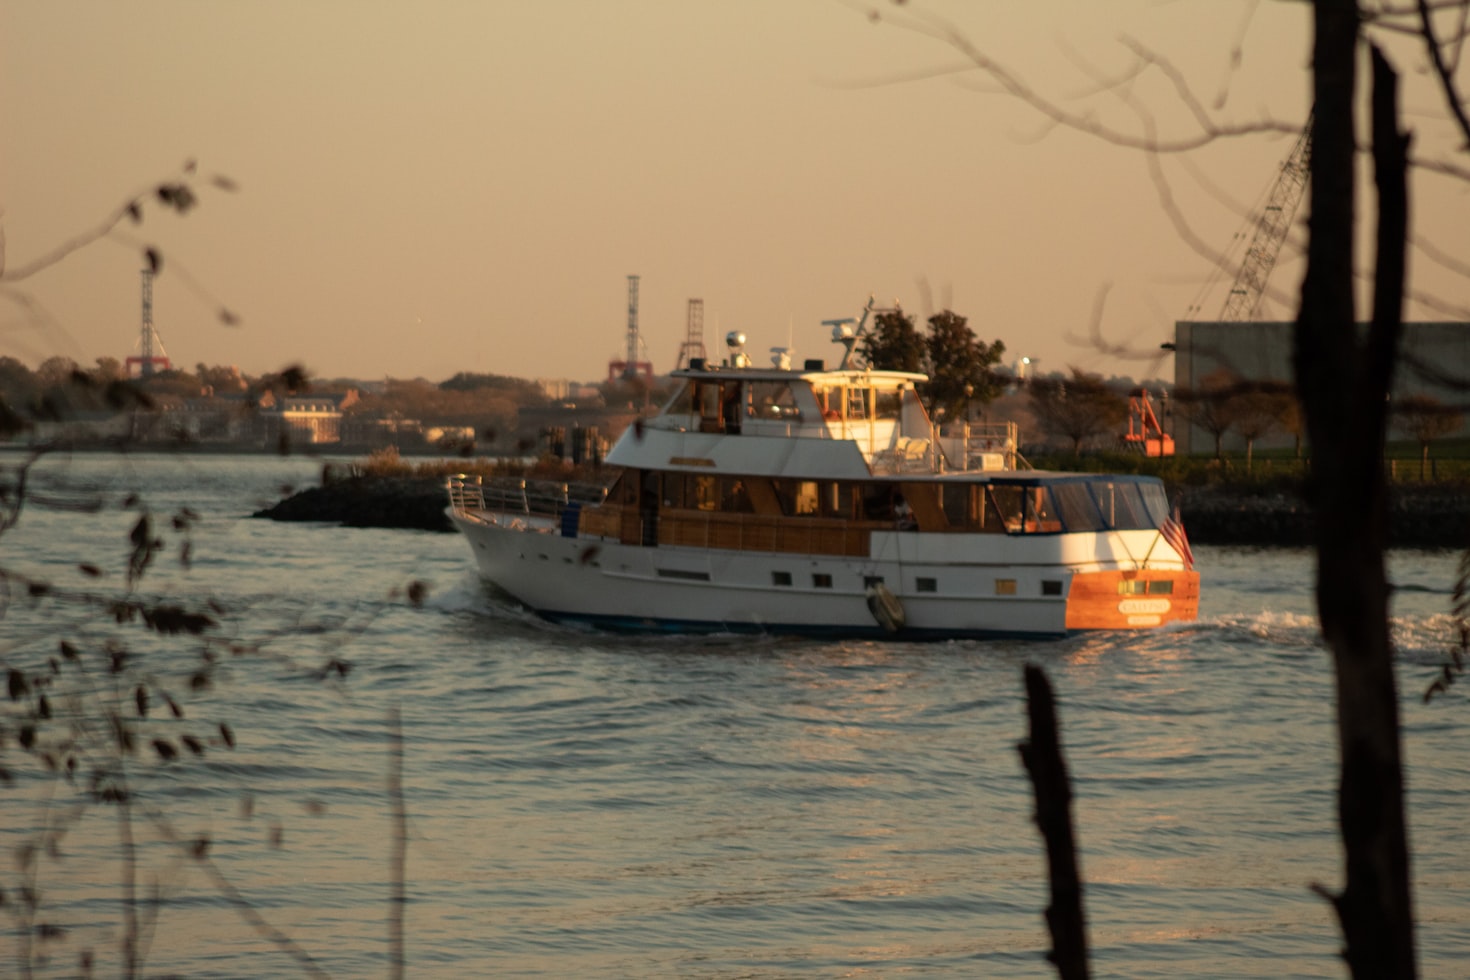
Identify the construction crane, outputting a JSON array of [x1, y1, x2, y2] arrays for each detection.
[[1122, 388, 1174, 456], [1216, 117, 1312, 321]]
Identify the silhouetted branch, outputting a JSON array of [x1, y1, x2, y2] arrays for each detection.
[[1017, 664, 1090, 980]]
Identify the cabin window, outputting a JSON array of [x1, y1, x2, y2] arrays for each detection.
[[917, 577, 937, 593], [720, 478, 754, 513], [845, 387, 868, 420], [874, 389, 902, 420], [989, 485, 1026, 532], [813, 573, 833, 588], [773, 571, 793, 586], [859, 483, 898, 521], [1051, 482, 1105, 532], [864, 576, 884, 588], [813, 385, 841, 421], [1139, 482, 1170, 526], [1025, 487, 1062, 533], [663, 381, 697, 420], [1090, 480, 1150, 530], [750, 381, 800, 420], [607, 472, 635, 505], [1148, 580, 1174, 595], [942, 483, 1006, 532], [794, 480, 820, 516], [1042, 580, 1063, 596], [719, 382, 744, 433], [1118, 579, 1147, 595], [995, 578, 1018, 595], [694, 475, 717, 512]]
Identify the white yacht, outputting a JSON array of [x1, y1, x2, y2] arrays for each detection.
[[448, 323, 1198, 639]]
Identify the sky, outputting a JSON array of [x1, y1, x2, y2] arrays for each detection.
[[3, 1, 1467, 387]]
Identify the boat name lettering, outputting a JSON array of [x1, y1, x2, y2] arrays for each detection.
[[1118, 598, 1171, 615]]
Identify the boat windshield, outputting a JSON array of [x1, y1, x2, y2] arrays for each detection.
[[989, 477, 1169, 534]]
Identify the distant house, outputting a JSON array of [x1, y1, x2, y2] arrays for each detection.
[[341, 412, 424, 448], [165, 393, 256, 443], [256, 390, 360, 445]]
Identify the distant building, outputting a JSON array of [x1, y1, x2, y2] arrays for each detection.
[[1172, 321, 1470, 453], [256, 390, 360, 445]]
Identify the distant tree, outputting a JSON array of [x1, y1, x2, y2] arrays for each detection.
[[92, 356, 126, 383], [1395, 394, 1463, 480], [195, 362, 247, 393], [1176, 370, 1245, 460], [1233, 383, 1295, 473], [859, 306, 925, 374], [34, 355, 79, 389], [136, 367, 203, 403], [0, 357, 39, 429], [440, 372, 547, 401], [921, 310, 1007, 421], [1028, 367, 1129, 455]]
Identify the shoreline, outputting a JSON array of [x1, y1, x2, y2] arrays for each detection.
[[252, 474, 1470, 549]]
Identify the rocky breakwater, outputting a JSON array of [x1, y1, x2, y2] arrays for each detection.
[[1180, 483, 1470, 549], [253, 475, 454, 532]]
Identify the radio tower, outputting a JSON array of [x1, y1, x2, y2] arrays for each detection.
[[675, 298, 706, 369], [607, 274, 653, 383], [125, 268, 172, 378]]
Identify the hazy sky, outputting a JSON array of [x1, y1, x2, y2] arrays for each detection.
[[4, 2, 1466, 385]]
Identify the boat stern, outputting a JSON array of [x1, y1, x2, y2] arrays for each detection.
[[1064, 569, 1200, 630]]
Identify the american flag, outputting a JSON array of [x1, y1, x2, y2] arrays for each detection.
[[1160, 503, 1194, 569]]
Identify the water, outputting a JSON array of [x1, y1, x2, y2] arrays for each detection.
[[2, 452, 1467, 978]]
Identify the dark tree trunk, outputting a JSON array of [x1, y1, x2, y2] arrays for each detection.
[[1295, 3, 1417, 975]]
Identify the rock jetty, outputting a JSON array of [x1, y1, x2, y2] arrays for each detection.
[[253, 476, 455, 532]]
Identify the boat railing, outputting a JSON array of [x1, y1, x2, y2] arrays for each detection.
[[448, 474, 610, 518]]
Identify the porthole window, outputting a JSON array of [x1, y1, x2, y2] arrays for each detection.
[[917, 578, 937, 593], [1042, 580, 1063, 596], [813, 573, 833, 588], [995, 579, 1017, 596], [773, 571, 792, 586]]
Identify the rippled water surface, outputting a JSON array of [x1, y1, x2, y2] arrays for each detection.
[[3, 454, 1467, 978]]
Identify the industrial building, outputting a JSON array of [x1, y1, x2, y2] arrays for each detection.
[[1171, 320, 1470, 454]]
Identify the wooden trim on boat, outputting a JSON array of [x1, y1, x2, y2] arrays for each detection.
[[577, 504, 881, 557]]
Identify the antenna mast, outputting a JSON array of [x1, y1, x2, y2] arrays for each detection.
[[607, 273, 653, 383], [126, 268, 172, 378]]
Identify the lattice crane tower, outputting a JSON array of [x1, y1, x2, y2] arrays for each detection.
[[1217, 119, 1312, 321], [607, 274, 653, 383], [676, 298, 706, 369], [126, 268, 172, 378]]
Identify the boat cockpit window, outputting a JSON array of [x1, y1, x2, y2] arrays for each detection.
[[845, 387, 868, 420], [989, 483, 1062, 533], [1138, 481, 1170, 525], [1050, 481, 1106, 532], [989, 484, 1026, 532], [941, 482, 1007, 532], [812, 385, 841, 420], [749, 381, 801, 420], [874, 388, 901, 420]]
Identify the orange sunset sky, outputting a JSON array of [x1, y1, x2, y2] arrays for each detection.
[[4, 1, 1467, 385]]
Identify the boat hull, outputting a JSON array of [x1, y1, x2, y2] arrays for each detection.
[[449, 508, 1199, 640]]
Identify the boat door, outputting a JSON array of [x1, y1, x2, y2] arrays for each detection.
[[621, 470, 659, 547]]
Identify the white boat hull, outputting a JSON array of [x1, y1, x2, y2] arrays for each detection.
[[449, 507, 1192, 639]]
